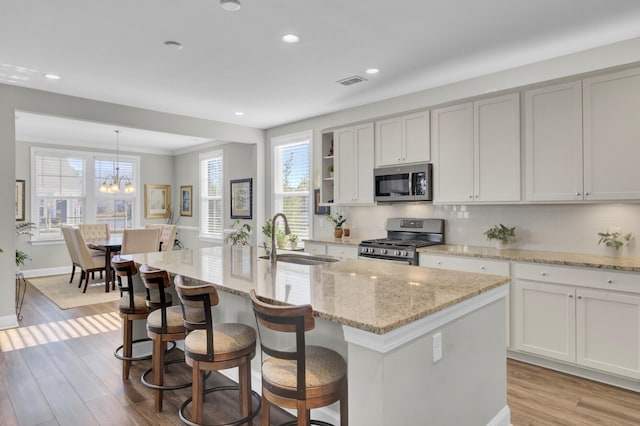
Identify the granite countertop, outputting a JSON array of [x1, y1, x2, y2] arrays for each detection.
[[130, 246, 509, 335], [418, 244, 640, 273]]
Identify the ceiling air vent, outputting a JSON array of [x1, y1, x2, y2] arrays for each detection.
[[336, 75, 367, 86]]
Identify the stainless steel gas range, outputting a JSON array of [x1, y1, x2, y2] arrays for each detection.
[[358, 218, 444, 265]]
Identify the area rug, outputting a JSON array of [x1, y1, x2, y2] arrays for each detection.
[[28, 274, 120, 309]]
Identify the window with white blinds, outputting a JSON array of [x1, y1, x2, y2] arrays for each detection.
[[34, 152, 85, 239], [272, 133, 311, 240], [200, 150, 224, 239], [31, 148, 140, 240]]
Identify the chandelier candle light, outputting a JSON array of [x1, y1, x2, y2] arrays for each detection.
[[99, 130, 135, 193]]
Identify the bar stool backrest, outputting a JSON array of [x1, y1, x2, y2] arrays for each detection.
[[139, 265, 173, 334], [174, 275, 220, 362], [112, 257, 148, 313], [249, 289, 315, 400]]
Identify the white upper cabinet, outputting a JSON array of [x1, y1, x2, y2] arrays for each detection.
[[524, 81, 583, 201], [474, 94, 521, 202], [431, 102, 474, 203], [334, 123, 374, 205], [375, 110, 429, 167], [432, 93, 520, 203], [583, 67, 640, 200]]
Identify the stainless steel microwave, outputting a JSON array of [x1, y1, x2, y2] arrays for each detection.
[[374, 163, 433, 202]]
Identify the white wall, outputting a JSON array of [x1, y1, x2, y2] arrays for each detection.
[[265, 37, 640, 257]]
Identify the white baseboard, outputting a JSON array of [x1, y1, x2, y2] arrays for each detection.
[[0, 314, 18, 330], [487, 405, 511, 426], [19, 266, 70, 279]]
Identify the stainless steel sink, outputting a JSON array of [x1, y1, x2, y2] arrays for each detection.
[[259, 253, 339, 265]]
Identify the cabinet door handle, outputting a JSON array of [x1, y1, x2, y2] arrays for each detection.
[[585, 192, 590, 196], [541, 272, 547, 276], [436, 261, 442, 265], [480, 266, 486, 270], [568, 294, 574, 298], [576, 192, 581, 196], [468, 194, 473, 199], [577, 296, 583, 300], [606, 279, 613, 284]]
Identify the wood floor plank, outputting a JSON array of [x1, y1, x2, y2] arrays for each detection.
[[2, 350, 55, 425], [0, 398, 19, 426]]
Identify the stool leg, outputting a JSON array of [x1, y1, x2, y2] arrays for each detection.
[[239, 360, 251, 425], [261, 390, 270, 426], [192, 362, 203, 424], [152, 338, 165, 412], [122, 317, 133, 380], [340, 382, 348, 426], [296, 401, 310, 426]]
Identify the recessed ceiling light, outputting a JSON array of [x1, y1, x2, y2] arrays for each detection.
[[43, 73, 61, 80], [234, 111, 245, 116], [164, 40, 183, 50], [220, 0, 241, 11], [366, 68, 380, 75], [282, 34, 300, 43]]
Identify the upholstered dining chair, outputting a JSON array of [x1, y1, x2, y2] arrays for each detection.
[[174, 275, 260, 426], [144, 224, 177, 251], [79, 223, 110, 256], [250, 289, 348, 426], [62, 226, 82, 284], [71, 227, 108, 293], [121, 228, 161, 255]]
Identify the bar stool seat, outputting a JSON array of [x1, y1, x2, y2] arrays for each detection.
[[174, 275, 261, 426], [250, 289, 348, 426]]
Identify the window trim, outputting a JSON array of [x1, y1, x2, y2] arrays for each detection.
[[271, 130, 313, 239], [30, 146, 141, 241]]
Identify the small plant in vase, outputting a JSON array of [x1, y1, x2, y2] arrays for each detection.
[[287, 233, 300, 250], [326, 213, 347, 238], [598, 230, 633, 257], [484, 224, 516, 249], [328, 165, 334, 178]]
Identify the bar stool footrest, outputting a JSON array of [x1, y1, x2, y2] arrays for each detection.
[[114, 338, 155, 361], [141, 358, 195, 391], [178, 385, 261, 426], [280, 421, 334, 426]]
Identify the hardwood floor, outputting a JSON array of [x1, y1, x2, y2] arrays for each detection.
[[3, 281, 640, 425]]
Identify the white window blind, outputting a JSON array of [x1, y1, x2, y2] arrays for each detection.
[[273, 136, 311, 240], [34, 152, 85, 238], [200, 150, 223, 239]]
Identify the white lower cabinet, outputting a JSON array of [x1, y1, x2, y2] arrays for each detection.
[[326, 244, 358, 259], [513, 263, 640, 379], [304, 242, 327, 256]]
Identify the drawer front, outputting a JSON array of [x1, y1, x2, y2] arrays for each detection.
[[304, 243, 326, 256], [514, 262, 640, 294], [420, 254, 510, 276], [326, 244, 358, 259]]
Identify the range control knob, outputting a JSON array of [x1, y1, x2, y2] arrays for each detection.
[[380, 249, 387, 255], [402, 251, 409, 257], [394, 250, 401, 256]]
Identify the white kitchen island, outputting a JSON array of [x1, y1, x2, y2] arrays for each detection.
[[130, 246, 511, 426]]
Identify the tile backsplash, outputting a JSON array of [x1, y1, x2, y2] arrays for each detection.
[[315, 203, 640, 257]]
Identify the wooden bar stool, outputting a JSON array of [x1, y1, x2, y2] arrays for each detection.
[[250, 289, 348, 426], [111, 257, 153, 380], [139, 265, 194, 413], [174, 275, 261, 426]]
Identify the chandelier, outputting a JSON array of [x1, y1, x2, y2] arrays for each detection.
[[99, 130, 135, 193]]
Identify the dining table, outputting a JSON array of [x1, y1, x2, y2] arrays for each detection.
[[87, 236, 122, 292]]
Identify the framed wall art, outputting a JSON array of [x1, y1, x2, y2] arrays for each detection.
[[180, 185, 193, 217], [144, 184, 171, 219], [230, 178, 252, 219], [15, 179, 25, 221]]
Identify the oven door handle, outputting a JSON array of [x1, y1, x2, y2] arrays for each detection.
[[408, 172, 413, 196], [358, 253, 413, 265]]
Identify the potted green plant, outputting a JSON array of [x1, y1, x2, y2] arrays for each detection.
[[326, 213, 347, 238], [262, 219, 273, 247], [598, 230, 633, 257], [225, 219, 252, 246], [15, 222, 36, 270], [484, 224, 516, 249], [287, 233, 300, 250], [328, 165, 334, 178], [276, 228, 287, 249]]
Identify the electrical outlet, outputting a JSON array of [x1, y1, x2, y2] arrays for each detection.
[[433, 332, 442, 363]]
